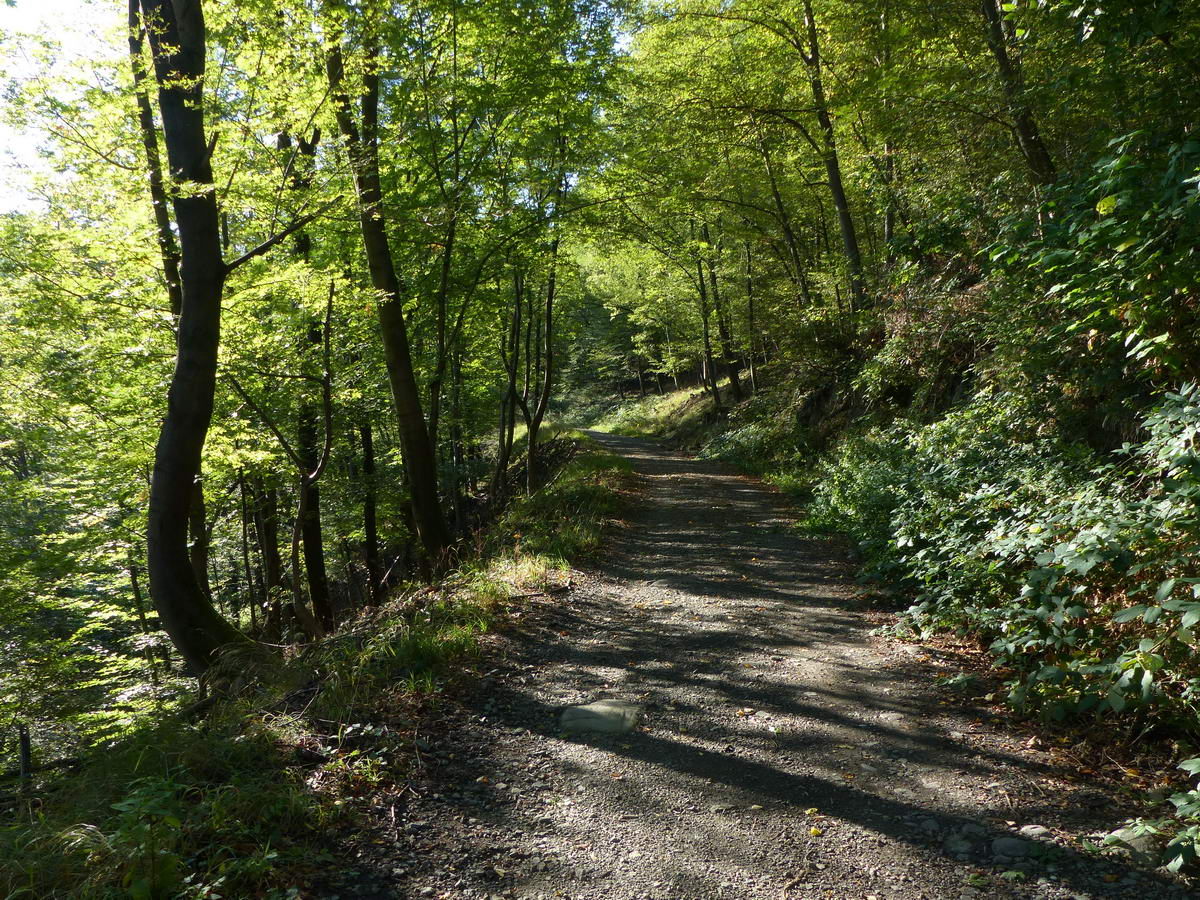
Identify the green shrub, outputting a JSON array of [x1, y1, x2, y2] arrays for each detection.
[[806, 386, 1200, 735]]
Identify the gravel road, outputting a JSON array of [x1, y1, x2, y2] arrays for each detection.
[[335, 432, 1197, 900]]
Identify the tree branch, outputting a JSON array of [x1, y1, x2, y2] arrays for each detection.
[[223, 196, 342, 273], [225, 374, 303, 469]]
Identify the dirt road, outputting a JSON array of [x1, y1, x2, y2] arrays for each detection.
[[339, 433, 1193, 900]]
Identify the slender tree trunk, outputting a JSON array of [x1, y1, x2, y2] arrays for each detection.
[[802, 0, 865, 311], [702, 223, 743, 402], [187, 479, 211, 599], [140, 0, 244, 675], [980, 0, 1057, 187], [427, 207, 457, 454], [252, 477, 285, 638], [695, 259, 720, 408], [449, 347, 466, 534], [745, 240, 758, 394], [755, 125, 807, 290], [128, 550, 159, 685], [127, 0, 182, 317], [525, 234, 559, 496], [275, 130, 334, 627], [238, 476, 259, 632], [326, 33, 448, 559], [491, 269, 523, 503], [359, 421, 382, 605], [298, 379, 333, 630]]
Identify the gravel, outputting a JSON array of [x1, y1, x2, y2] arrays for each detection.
[[327, 433, 1199, 900]]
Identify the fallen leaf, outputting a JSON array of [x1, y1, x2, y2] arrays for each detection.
[[809, 827, 824, 836]]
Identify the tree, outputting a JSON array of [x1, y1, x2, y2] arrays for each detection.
[[324, 1, 451, 562], [138, 0, 245, 674]]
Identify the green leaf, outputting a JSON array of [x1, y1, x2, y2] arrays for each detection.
[[1108, 687, 1126, 713], [1113, 605, 1147, 623]]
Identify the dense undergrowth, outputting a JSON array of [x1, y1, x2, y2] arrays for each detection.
[[0, 439, 631, 899]]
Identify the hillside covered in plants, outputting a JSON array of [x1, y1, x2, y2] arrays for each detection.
[[1, 0, 1199, 896]]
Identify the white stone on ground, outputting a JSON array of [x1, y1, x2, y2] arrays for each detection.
[[560, 699, 642, 734]]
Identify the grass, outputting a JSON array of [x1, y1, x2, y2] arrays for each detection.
[[593, 384, 721, 447], [0, 437, 632, 899]]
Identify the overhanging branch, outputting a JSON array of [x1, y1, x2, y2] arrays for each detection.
[[223, 196, 342, 273]]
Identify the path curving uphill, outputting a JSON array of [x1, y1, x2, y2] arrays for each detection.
[[343, 432, 1191, 900]]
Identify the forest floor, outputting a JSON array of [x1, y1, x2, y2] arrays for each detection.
[[326, 432, 1197, 900]]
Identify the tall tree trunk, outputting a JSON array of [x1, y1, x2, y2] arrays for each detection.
[[127, 0, 182, 317], [359, 421, 382, 605], [754, 124, 807, 291], [695, 258, 721, 408], [745, 240, 758, 394], [449, 346, 466, 534], [427, 207, 457, 455], [325, 31, 449, 560], [525, 234, 558, 496], [238, 475, 259, 632], [140, 0, 243, 675], [279, 130, 334, 629], [702, 223, 743, 402], [298, 375, 333, 630], [127, 549, 159, 685], [187, 479, 211, 600], [802, 0, 866, 311], [253, 479, 286, 633], [980, 0, 1057, 187], [491, 269, 523, 503]]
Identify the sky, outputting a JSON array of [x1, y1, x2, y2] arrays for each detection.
[[0, 0, 116, 212]]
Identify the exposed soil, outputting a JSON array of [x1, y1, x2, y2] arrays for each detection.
[[325, 433, 1198, 900]]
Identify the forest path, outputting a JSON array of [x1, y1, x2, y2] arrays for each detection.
[[347, 433, 1186, 900]]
